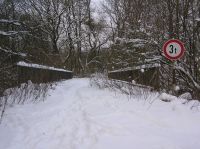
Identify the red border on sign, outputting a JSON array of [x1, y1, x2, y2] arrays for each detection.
[[163, 39, 185, 61]]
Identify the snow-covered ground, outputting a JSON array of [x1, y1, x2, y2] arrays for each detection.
[[0, 78, 200, 149]]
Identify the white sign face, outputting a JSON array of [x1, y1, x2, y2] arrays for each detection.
[[166, 42, 182, 58], [163, 39, 185, 61]]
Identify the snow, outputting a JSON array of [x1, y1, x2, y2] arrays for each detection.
[[132, 80, 136, 84], [144, 57, 162, 63], [0, 30, 29, 36], [115, 38, 149, 48], [195, 18, 200, 22], [140, 69, 144, 73], [0, 19, 21, 26], [174, 86, 180, 91], [0, 78, 200, 149], [17, 61, 72, 73], [0, 31, 18, 36], [0, 47, 27, 57], [179, 92, 192, 100], [159, 93, 177, 102]]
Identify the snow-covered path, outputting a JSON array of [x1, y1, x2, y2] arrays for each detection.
[[0, 78, 200, 149]]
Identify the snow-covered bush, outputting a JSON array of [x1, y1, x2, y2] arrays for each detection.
[[0, 81, 55, 123], [90, 73, 200, 111], [178, 92, 192, 100], [90, 73, 158, 100], [3, 81, 55, 104]]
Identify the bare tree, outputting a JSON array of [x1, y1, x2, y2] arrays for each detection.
[[25, 0, 66, 54]]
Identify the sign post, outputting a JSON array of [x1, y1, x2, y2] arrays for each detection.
[[162, 39, 185, 92]]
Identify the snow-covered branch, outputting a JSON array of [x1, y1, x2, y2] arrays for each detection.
[[175, 66, 200, 90], [0, 19, 21, 26], [0, 47, 26, 57]]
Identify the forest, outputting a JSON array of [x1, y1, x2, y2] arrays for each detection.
[[0, 0, 200, 98]]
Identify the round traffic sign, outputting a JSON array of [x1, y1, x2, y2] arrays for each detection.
[[163, 39, 185, 61]]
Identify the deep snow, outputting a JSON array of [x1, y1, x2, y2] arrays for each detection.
[[0, 78, 200, 149]]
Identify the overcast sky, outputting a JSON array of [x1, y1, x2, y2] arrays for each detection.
[[91, 0, 103, 9]]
